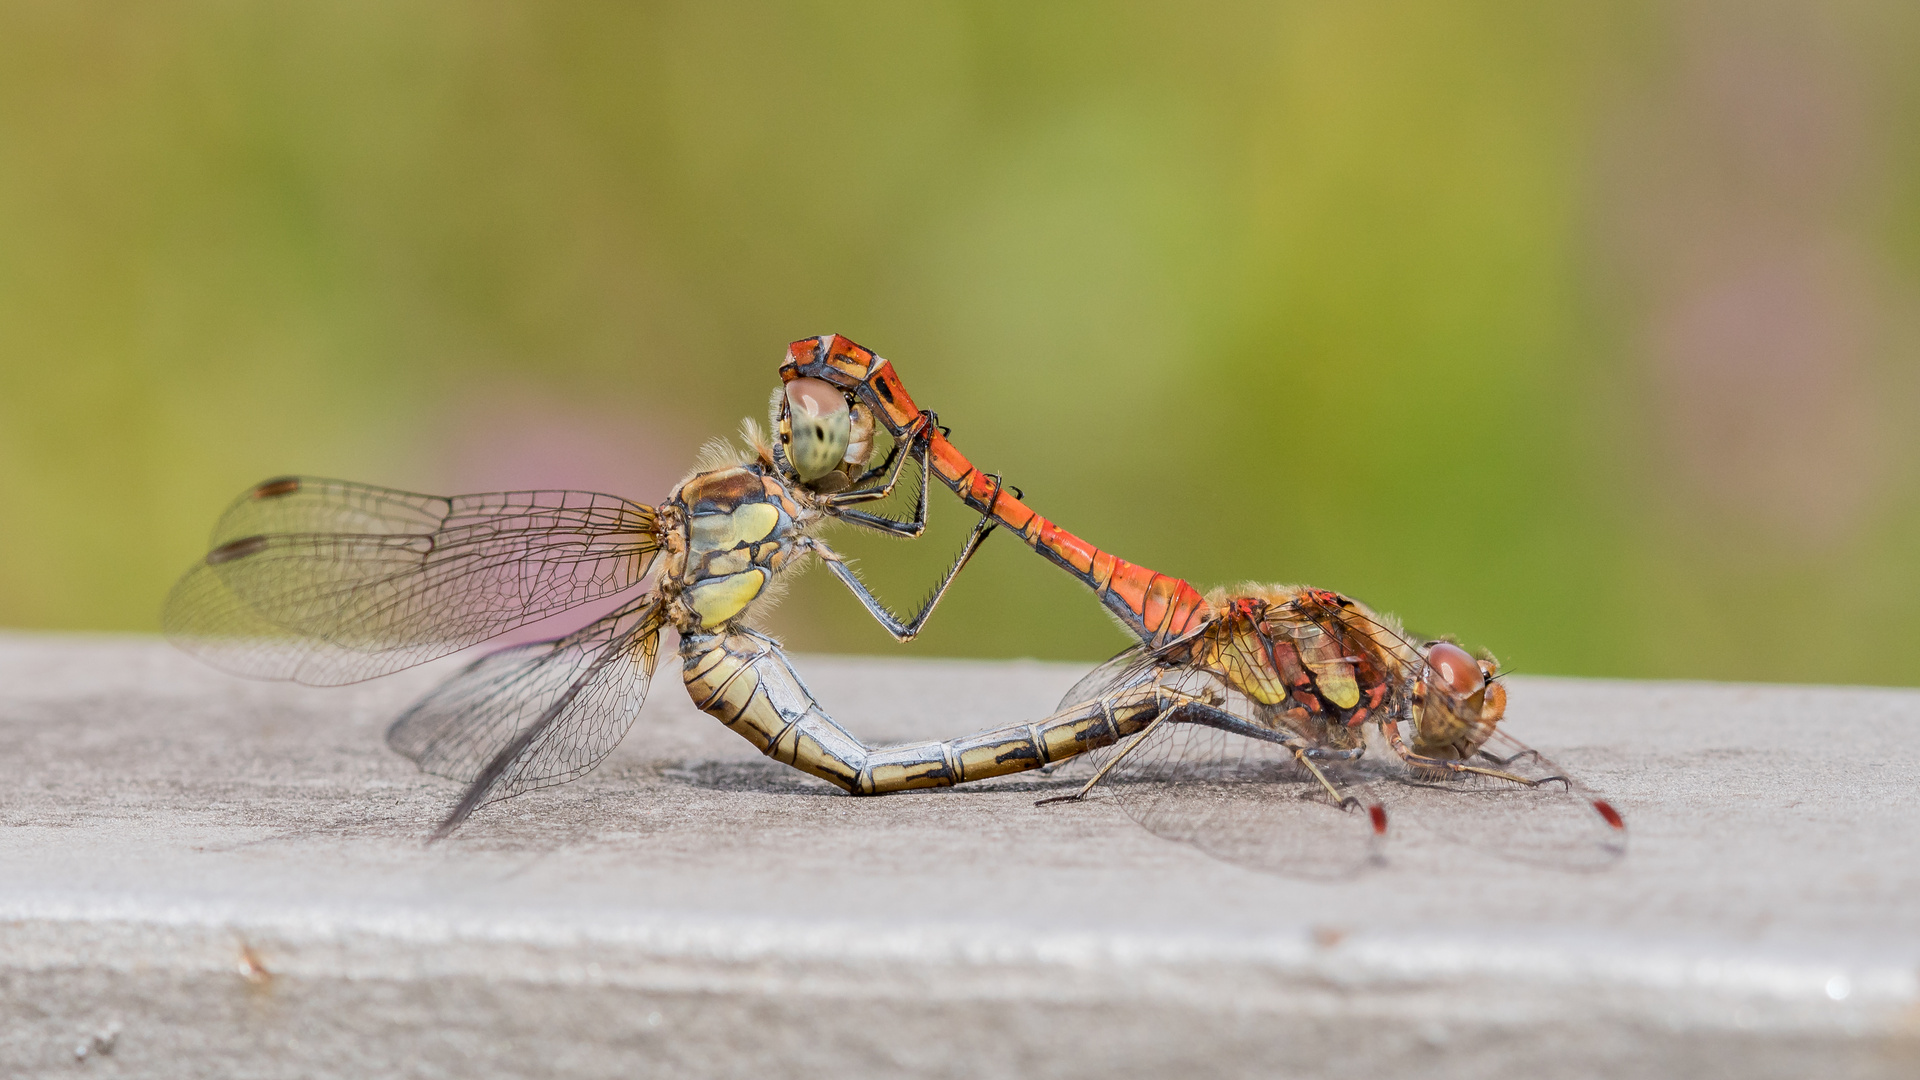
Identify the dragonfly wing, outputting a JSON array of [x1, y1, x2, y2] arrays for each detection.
[[1093, 721, 1384, 879], [1060, 667, 1386, 879], [386, 596, 667, 836], [164, 477, 660, 685], [1381, 727, 1628, 870], [1054, 643, 1159, 711]]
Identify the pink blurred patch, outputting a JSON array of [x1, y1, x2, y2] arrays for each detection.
[[426, 381, 690, 501], [1651, 250, 1882, 543], [420, 381, 698, 650], [1605, 3, 1894, 547]]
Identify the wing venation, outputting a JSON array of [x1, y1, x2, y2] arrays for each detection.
[[386, 596, 668, 835], [163, 477, 660, 685]]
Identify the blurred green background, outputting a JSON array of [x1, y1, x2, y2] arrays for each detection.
[[4, 1, 1919, 684]]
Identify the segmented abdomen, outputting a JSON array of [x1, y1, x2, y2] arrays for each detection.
[[680, 629, 1169, 794]]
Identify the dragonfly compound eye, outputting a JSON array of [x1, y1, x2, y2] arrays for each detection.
[[1425, 641, 1485, 698], [784, 377, 852, 482]]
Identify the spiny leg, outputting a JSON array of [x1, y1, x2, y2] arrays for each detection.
[[827, 413, 932, 510], [1289, 748, 1361, 812], [1478, 747, 1547, 768], [840, 410, 931, 489], [830, 416, 952, 538], [1383, 722, 1568, 788], [809, 509, 997, 642], [1169, 699, 1374, 816]]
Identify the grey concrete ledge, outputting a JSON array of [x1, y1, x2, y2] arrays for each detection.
[[3, 632, 1919, 1078]]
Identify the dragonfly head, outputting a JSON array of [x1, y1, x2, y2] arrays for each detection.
[[771, 372, 879, 490], [1410, 640, 1507, 757], [781, 377, 850, 482], [773, 376, 877, 492]]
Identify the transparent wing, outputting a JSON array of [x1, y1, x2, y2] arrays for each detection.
[[386, 596, 667, 836], [1054, 643, 1161, 712], [1053, 663, 1386, 879], [163, 476, 660, 685], [1379, 724, 1628, 871]]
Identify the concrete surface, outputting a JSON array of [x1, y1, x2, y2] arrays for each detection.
[[3, 631, 1919, 1079]]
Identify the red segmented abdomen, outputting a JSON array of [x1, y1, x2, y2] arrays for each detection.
[[931, 427, 1208, 647], [782, 334, 1210, 648]]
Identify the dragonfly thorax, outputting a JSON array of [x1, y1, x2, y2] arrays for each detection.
[[662, 463, 819, 632]]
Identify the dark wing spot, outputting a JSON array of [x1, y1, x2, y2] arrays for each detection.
[[206, 535, 269, 565], [251, 477, 301, 499]]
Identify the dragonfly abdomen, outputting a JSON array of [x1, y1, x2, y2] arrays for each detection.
[[681, 628, 1185, 796]]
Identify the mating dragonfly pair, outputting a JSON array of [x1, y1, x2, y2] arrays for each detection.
[[165, 336, 1625, 875]]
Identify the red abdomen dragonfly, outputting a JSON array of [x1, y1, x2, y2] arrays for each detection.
[[783, 335, 1628, 874]]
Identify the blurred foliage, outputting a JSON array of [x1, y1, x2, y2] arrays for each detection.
[[2, 1, 1918, 684]]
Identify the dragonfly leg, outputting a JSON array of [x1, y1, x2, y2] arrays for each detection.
[[1172, 700, 1376, 818], [1289, 748, 1362, 812], [835, 507, 926, 538], [830, 418, 1001, 549], [825, 413, 932, 510], [839, 409, 934, 490], [809, 521, 997, 643], [1383, 722, 1568, 788]]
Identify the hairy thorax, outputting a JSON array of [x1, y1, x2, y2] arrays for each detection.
[[660, 464, 820, 633], [1181, 587, 1406, 750]]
